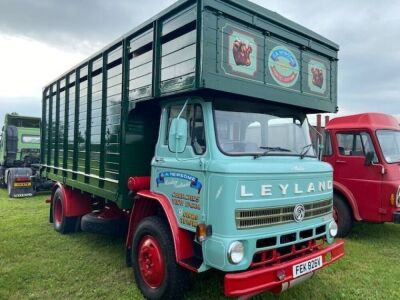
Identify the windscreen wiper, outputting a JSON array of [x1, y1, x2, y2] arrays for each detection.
[[254, 146, 291, 159], [299, 144, 313, 159]]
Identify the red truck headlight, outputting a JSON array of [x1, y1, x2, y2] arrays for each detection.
[[396, 186, 400, 207]]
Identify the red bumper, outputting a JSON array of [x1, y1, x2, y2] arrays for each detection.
[[224, 240, 345, 297]]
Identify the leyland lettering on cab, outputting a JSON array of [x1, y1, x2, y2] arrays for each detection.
[[41, 0, 344, 298], [240, 180, 333, 197]]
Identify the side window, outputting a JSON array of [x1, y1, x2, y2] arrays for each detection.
[[323, 131, 333, 156], [165, 104, 206, 155], [337, 133, 360, 156], [360, 132, 378, 162], [337, 132, 377, 159]]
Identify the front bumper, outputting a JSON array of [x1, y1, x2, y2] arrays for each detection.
[[394, 212, 400, 224], [224, 240, 344, 297]]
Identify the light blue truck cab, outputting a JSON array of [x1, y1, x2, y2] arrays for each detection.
[[152, 95, 344, 295]]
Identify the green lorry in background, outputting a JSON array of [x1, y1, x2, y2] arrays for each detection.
[[0, 113, 53, 197], [42, 0, 344, 298]]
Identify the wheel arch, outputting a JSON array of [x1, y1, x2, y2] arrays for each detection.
[[333, 181, 362, 221], [50, 183, 92, 218], [126, 190, 193, 268]]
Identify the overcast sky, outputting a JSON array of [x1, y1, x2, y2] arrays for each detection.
[[0, 0, 399, 126]]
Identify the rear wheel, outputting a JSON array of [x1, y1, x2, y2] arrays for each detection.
[[52, 188, 80, 234], [333, 194, 353, 237], [132, 216, 189, 300]]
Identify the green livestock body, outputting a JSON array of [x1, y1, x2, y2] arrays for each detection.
[[0, 114, 41, 166], [41, 0, 339, 209]]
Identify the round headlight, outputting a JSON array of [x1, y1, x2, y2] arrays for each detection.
[[396, 186, 400, 207], [228, 241, 244, 264], [329, 221, 338, 237]]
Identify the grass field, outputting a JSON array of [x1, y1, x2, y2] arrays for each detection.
[[1, 189, 399, 300]]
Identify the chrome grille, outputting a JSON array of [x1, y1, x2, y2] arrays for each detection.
[[235, 198, 332, 229]]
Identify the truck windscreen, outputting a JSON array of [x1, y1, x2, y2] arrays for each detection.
[[8, 118, 40, 128], [213, 106, 315, 157], [376, 130, 400, 163]]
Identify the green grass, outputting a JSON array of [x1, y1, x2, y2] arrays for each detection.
[[0, 189, 399, 300]]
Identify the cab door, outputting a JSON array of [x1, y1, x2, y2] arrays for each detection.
[[331, 131, 383, 222], [152, 101, 208, 231]]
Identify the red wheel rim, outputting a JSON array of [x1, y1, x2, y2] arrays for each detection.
[[333, 206, 338, 223], [54, 197, 62, 225], [138, 235, 165, 289]]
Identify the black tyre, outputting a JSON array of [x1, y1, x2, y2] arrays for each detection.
[[52, 188, 80, 234], [0, 167, 6, 188], [132, 216, 189, 300], [81, 212, 127, 236], [333, 193, 353, 237], [7, 179, 14, 198]]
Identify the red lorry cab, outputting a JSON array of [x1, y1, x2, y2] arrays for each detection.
[[323, 113, 400, 236]]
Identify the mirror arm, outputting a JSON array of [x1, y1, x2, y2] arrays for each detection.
[[176, 98, 189, 120], [174, 98, 190, 157], [307, 117, 323, 160]]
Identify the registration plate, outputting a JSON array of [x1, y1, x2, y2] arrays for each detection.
[[293, 256, 323, 278], [14, 182, 32, 187]]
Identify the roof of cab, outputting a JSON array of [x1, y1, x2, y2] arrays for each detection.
[[327, 113, 400, 131]]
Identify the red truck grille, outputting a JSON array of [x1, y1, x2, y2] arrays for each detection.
[[251, 238, 325, 269]]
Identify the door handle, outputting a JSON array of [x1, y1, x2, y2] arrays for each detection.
[[336, 160, 347, 164], [155, 157, 165, 163]]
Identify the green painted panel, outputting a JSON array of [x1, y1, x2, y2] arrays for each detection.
[[301, 52, 332, 99], [162, 4, 196, 36], [162, 30, 196, 57], [130, 51, 153, 68], [202, 8, 338, 113], [130, 29, 153, 52], [129, 62, 152, 80]]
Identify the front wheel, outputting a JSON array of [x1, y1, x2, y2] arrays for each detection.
[[132, 216, 189, 300], [333, 194, 353, 237]]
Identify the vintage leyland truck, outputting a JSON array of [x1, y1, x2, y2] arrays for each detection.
[[42, 0, 344, 298]]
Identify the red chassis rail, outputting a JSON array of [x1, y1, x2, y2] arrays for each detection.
[[225, 240, 344, 297]]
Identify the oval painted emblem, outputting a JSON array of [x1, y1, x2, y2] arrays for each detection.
[[293, 204, 305, 222], [268, 46, 299, 87]]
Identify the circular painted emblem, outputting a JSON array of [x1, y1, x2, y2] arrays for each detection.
[[268, 46, 299, 87], [293, 204, 305, 222]]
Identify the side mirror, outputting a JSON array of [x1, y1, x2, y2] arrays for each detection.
[[168, 118, 188, 153], [364, 151, 374, 166]]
